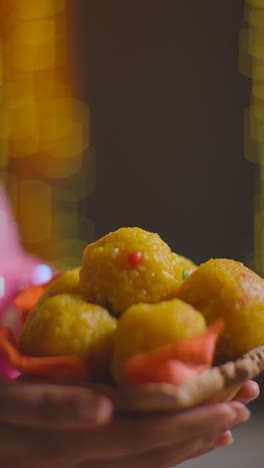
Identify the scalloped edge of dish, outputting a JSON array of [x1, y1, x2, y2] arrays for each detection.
[[84, 344, 264, 413]]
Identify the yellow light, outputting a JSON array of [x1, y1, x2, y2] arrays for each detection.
[[0, 0, 65, 20], [16, 179, 52, 243], [247, 6, 264, 28], [6, 93, 37, 145], [5, 20, 56, 71], [51, 237, 95, 270], [0, 0, 94, 268], [32, 153, 83, 179], [242, 3, 264, 273], [248, 28, 264, 60], [246, 0, 264, 8]]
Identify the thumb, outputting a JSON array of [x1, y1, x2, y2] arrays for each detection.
[[0, 382, 114, 430]]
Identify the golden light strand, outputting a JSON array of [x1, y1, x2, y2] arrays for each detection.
[[241, 0, 264, 275], [0, 0, 95, 269]]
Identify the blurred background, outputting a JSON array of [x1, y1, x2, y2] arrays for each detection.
[[0, 1, 264, 466], [0, 0, 257, 269], [74, 0, 256, 268]]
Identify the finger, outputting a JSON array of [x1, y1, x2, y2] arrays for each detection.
[[0, 383, 113, 430], [192, 429, 234, 461], [233, 380, 260, 405], [77, 432, 231, 468], [68, 401, 250, 460], [0, 407, 241, 468], [214, 430, 234, 448]]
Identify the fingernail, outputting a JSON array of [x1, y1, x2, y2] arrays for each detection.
[[94, 397, 114, 424], [215, 430, 234, 448], [247, 381, 260, 400], [229, 403, 250, 424], [80, 394, 113, 426]]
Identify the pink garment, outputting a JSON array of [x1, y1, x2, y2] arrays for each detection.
[[0, 185, 51, 378], [0, 186, 42, 312]]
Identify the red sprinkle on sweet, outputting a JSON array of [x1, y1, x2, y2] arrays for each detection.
[[241, 293, 249, 304], [129, 251, 142, 267], [240, 272, 253, 282]]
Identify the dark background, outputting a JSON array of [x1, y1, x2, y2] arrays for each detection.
[[69, 0, 256, 267]]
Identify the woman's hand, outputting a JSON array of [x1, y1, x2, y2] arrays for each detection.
[[0, 375, 258, 468], [0, 374, 113, 467]]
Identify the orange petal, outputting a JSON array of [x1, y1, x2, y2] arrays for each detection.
[[14, 285, 46, 313], [0, 328, 90, 379], [125, 319, 224, 385], [14, 274, 61, 326]]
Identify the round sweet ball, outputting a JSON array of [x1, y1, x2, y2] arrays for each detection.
[[35, 268, 82, 310], [19, 293, 118, 380], [111, 298, 206, 383], [178, 258, 264, 360], [79, 227, 185, 316]]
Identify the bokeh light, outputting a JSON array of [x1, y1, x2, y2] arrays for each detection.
[[0, 0, 95, 269], [0, 277, 4, 298], [32, 264, 52, 285], [241, 0, 264, 274]]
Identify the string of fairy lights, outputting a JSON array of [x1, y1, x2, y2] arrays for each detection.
[[0, 0, 95, 271], [241, 0, 264, 275]]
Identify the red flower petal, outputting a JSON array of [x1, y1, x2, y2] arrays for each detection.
[[14, 274, 61, 326], [0, 328, 90, 379], [125, 319, 224, 385]]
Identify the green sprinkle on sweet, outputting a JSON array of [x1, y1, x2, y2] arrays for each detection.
[[182, 270, 189, 280]]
